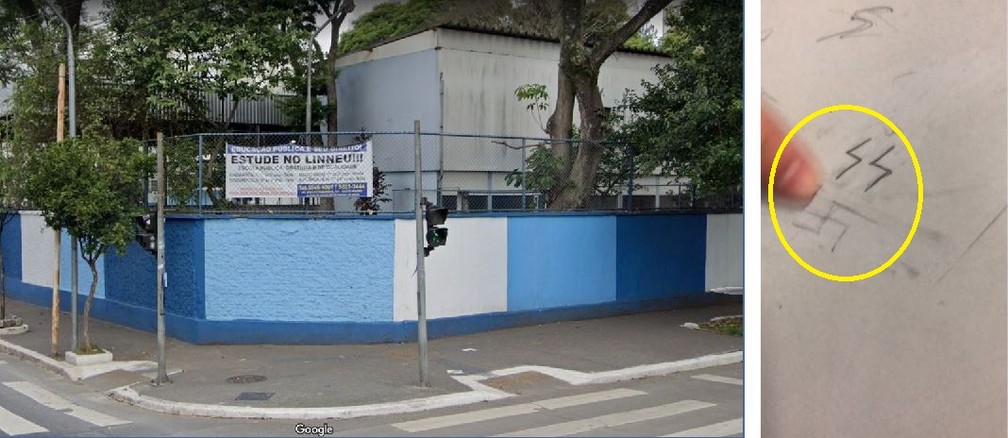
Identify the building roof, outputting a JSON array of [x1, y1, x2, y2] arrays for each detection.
[[338, 21, 670, 60]]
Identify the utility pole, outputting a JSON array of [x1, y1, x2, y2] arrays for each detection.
[[50, 63, 65, 358], [45, 0, 78, 355], [154, 133, 169, 385], [414, 120, 429, 387]]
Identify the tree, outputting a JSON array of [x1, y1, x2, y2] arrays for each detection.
[[316, 1, 356, 132], [104, 0, 314, 205], [337, 0, 666, 210], [25, 134, 153, 353], [0, 145, 26, 323], [616, 0, 742, 195], [544, 0, 673, 209], [338, 0, 452, 54]]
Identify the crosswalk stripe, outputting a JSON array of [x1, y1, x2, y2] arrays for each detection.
[[3, 381, 130, 427], [0, 360, 7, 365], [0, 404, 48, 436], [393, 388, 645, 433], [493, 400, 715, 437], [664, 417, 743, 436], [691, 374, 743, 385], [533, 388, 645, 410]]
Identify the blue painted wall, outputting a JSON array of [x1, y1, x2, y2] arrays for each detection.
[[507, 215, 618, 311], [202, 218, 396, 322], [103, 219, 205, 319], [59, 230, 105, 299], [166, 219, 205, 319], [104, 241, 155, 309], [1, 212, 737, 344], [615, 214, 707, 301], [2, 214, 21, 283]]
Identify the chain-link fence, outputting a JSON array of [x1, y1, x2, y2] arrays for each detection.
[[146, 131, 741, 215]]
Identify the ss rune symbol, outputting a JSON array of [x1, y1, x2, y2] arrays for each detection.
[[835, 137, 895, 192]]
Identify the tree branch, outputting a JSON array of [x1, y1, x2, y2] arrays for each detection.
[[590, 0, 671, 67]]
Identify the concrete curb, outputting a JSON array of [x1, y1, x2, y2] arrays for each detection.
[[0, 337, 158, 382], [106, 350, 742, 420]]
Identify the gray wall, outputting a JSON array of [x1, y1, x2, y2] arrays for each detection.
[[335, 27, 669, 194]]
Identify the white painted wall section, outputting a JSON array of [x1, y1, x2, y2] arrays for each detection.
[[705, 214, 742, 292], [393, 217, 508, 321], [20, 211, 57, 288]]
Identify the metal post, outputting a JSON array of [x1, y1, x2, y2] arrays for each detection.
[[520, 139, 527, 210], [305, 48, 313, 135], [414, 120, 429, 388], [487, 172, 493, 211], [44, 0, 75, 138], [197, 135, 203, 214], [70, 238, 77, 352], [626, 144, 636, 211], [51, 233, 60, 358], [155, 132, 169, 384]]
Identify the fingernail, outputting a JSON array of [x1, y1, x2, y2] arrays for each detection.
[[777, 157, 821, 204]]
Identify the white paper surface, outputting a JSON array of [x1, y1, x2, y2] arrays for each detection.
[[762, 1, 1007, 436]]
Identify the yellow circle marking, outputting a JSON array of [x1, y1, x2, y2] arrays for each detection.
[[768, 104, 923, 282]]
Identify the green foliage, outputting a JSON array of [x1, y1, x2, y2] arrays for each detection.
[[504, 145, 563, 205], [6, 23, 62, 149], [510, 84, 637, 203], [105, 0, 314, 133], [164, 138, 201, 206], [338, 0, 636, 56], [616, 0, 742, 195], [514, 84, 549, 113], [339, 0, 452, 54], [24, 133, 154, 261]]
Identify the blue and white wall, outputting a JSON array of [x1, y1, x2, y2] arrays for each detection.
[[5, 212, 741, 344], [13, 211, 106, 302]]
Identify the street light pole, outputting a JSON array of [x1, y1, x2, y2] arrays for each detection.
[[44, 0, 75, 138], [305, 14, 340, 135]]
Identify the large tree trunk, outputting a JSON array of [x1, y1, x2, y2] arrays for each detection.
[[325, 34, 340, 135], [551, 73, 607, 209], [545, 0, 673, 209], [545, 0, 583, 209], [82, 257, 98, 351], [320, 1, 354, 212]]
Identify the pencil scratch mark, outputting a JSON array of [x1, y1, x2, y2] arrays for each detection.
[[865, 145, 895, 192], [830, 227, 847, 252], [893, 70, 915, 83], [817, 6, 896, 42], [836, 138, 870, 180], [937, 205, 1008, 284]]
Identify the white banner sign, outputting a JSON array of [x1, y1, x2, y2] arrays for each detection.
[[225, 141, 373, 198]]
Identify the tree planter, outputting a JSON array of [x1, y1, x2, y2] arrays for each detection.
[[0, 324, 28, 336], [65, 350, 113, 366]]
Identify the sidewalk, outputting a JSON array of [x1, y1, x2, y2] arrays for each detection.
[[0, 298, 742, 420]]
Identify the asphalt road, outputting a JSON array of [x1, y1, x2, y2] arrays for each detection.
[[0, 355, 742, 437]]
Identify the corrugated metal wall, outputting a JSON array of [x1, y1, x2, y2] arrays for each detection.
[[202, 92, 294, 127], [335, 27, 671, 194]]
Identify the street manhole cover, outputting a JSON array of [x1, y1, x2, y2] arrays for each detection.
[[227, 375, 267, 384], [236, 392, 274, 401]]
